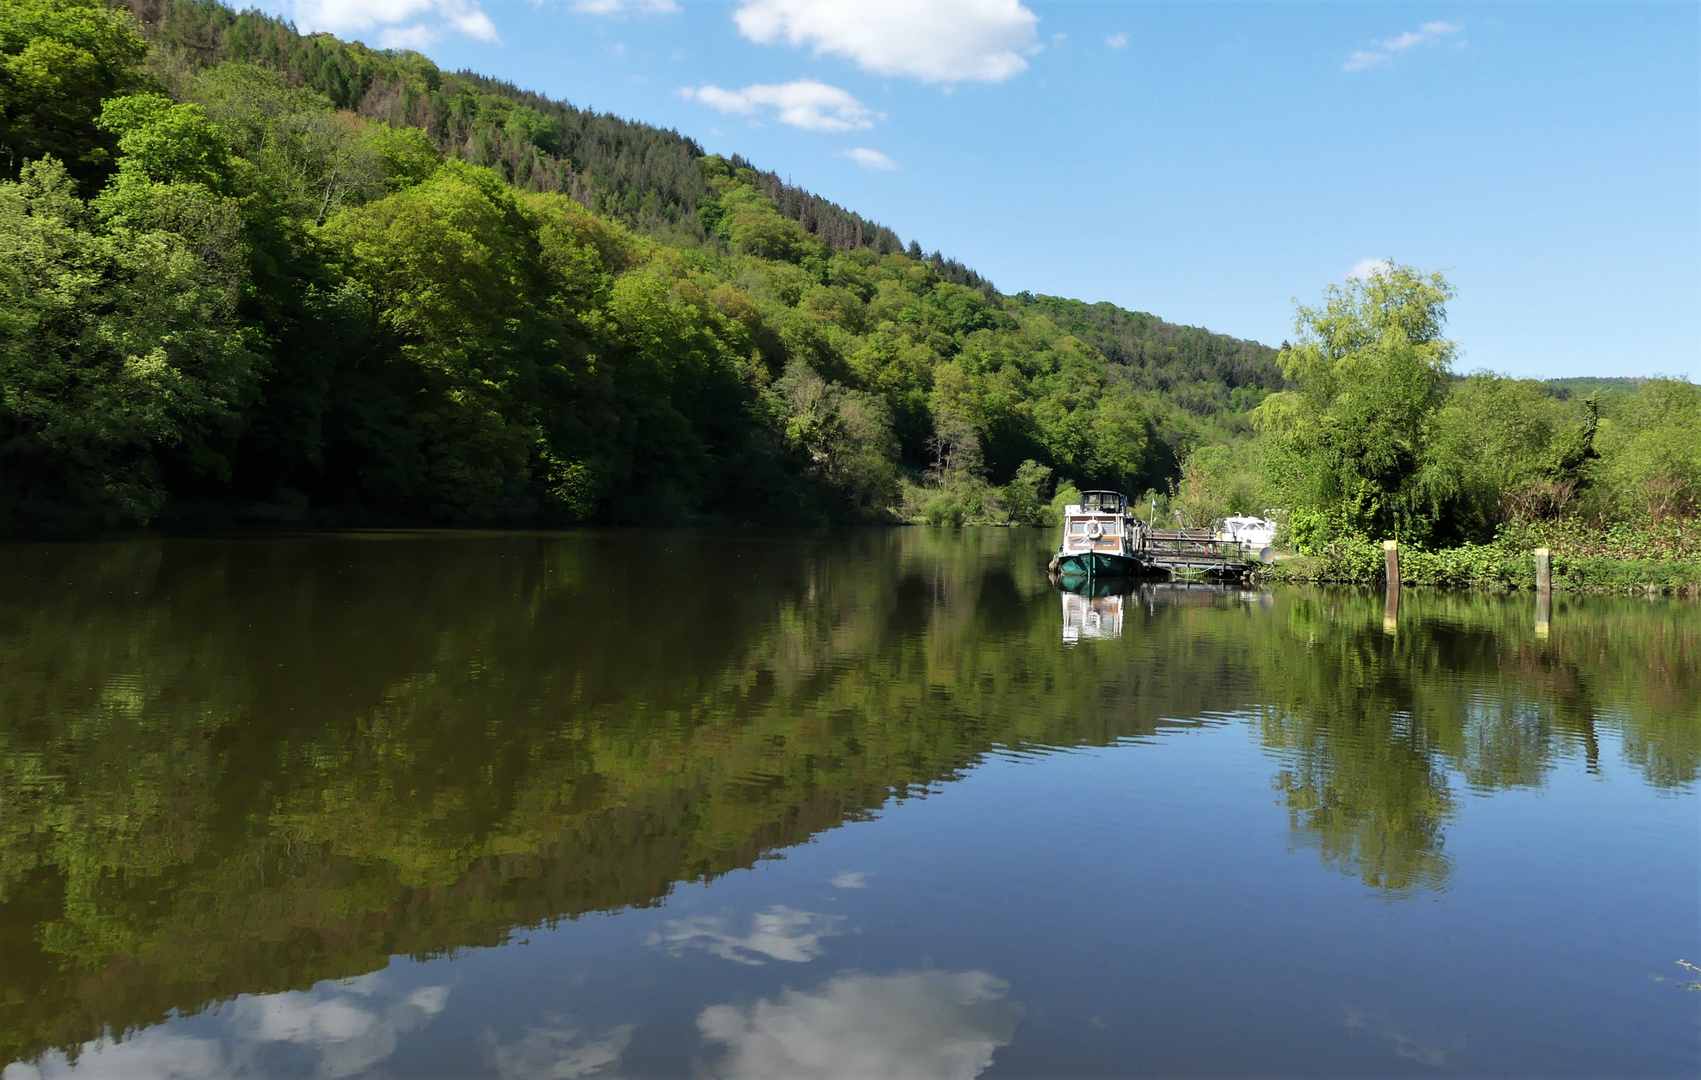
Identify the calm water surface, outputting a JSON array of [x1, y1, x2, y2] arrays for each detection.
[[0, 529, 1696, 1078]]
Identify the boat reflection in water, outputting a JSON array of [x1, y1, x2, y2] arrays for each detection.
[[1057, 577, 1274, 643], [1060, 588, 1125, 643]]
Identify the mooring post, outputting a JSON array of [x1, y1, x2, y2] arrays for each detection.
[[1381, 539, 1401, 635], [1534, 547, 1553, 640]]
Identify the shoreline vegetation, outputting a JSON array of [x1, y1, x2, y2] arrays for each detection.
[[2, 0, 1698, 592], [1261, 529, 1701, 596]]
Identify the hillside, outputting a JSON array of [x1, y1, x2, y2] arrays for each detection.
[[123, 0, 993, 290], [1, 0, 1286, 532]]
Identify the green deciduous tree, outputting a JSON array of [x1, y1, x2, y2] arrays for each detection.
[[0, 158, 258, 524], [0, 0, 146, 185], [1264, 263, 1456, 546], [1000, 459, 1053, 526], [1591, 378, 1701, 523], [316, 161, 558, 518]]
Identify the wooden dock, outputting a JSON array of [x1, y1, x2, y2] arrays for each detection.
[[1137, 528, 1260, 575]]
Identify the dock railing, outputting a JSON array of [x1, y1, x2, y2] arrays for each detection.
[[1139, 529, 1255, 573]]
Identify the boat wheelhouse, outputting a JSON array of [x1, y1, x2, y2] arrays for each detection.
[[1051, 490, 1145, 578]]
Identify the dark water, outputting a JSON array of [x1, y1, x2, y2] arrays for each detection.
[[0, 529, 1696, 1078]]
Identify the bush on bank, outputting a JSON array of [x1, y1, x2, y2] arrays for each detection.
[[1265, 528, 1701, 594]]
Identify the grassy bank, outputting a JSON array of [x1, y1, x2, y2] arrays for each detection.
[[1263, 521, 1701, 595]]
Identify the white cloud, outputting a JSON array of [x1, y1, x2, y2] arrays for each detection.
[[845, 148, 897, 171], [571, 0, 680, 15], [294, 0, 499, 46], [379, 23, 437, 49], [830, 870, 871, 886], [734, 0, 1040, 84], [490, 1018, 634, 1080], [651, 906, 846, 964], [1105, 32, 1128, 50], [697, 970, 1020, 1080], [1346, 257, 1392, 281], [682, 80, 878, 132], [1343, 21, 1463, 72]]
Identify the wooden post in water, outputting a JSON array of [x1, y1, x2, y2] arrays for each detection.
[[1535, 547, 1552, 640], [1383, 540, 1400, 635]]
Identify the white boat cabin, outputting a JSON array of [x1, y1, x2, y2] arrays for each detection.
[[1215, 515, 1278, 550], [1060, 490, 1143, 558]]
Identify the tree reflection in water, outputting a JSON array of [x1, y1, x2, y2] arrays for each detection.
[[0, 530, 1694, 1064]]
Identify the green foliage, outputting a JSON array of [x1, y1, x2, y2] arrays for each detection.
[[1421, 375, 1599, 541], [1175, 440, 1265, 527], [315, 161, 565, 518], [1263, 263, 1457, 545], [7, 2, 1261, 529], [1244, 266, 1700, 562], [772, 360, 899, 513], [1267, 533, 1701, 593], [0, 0, 147, 186], [1014, 293, 1283, 415], [97, 91, 233, 191], [0, 157, 257, 525], [13, 3, 1684, 547], [1001, 459, 1053, 526], [1589, 378, 1701, 523], [1047, 479, 1083, 527]]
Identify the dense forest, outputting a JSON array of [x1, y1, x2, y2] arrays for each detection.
[[0, 0, 1277, 532], [2, 0, 1695, 546]]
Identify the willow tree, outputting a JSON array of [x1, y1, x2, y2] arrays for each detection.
[[1260, 263, 1457, 547]]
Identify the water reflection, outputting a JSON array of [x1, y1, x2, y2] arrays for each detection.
[[696, 970, 1019, 1080], [489, 1019, 632, 1080], [0, 530, 1694, 1069], [650, 906, 845, 965], [6, 972, 449, 1080], [1060, 589, 1124, 643]]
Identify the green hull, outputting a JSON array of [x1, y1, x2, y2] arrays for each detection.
[[1055, 551, 1143, 578]]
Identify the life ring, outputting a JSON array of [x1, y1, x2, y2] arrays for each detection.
[[1085, 520, 1104, 540]]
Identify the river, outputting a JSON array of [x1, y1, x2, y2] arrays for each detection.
[[1, 528, 1695, 1077]]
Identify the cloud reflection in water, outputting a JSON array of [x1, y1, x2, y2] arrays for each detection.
[[697, 969, 1020, 1080], [489, 1019, 634, 1080], [4, 972, 448, 1080], [651, 905, 846, 965]]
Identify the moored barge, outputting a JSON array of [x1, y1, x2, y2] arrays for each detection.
[[1050, 490, 1146, 578]]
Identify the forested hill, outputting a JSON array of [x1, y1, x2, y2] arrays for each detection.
[[118, 0, 995, 292], [1, 0, 1285, 532], [1015, 294, 1284, 416]]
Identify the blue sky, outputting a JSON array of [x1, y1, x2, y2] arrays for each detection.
[[267, 1, 1697, 380]]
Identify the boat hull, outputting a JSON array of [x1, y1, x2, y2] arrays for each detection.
[[1054, 551, 1143, 578]]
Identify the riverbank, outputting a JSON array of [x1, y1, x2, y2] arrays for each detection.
[[1263, 522, 1701, 595]]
